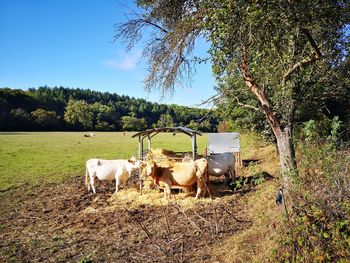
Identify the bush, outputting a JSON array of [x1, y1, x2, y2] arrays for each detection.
[[278, 117, 350, 262]]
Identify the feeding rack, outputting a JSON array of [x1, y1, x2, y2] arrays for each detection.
[[132, 126, 202, 161]]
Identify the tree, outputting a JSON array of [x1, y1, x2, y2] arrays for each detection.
[[116, 0, 350, 183], [31, 108, 60, 130], [121, 116, 147, 131], [90, 102, 116, 130], [157, 113, 176, 127], [10, 108, 32, 130], [64, 99, 93, 130], [187, 120, 199, 131]]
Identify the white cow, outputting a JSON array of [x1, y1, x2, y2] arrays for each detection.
[[85, 156, 141, 193], [207, 152, 235, 185]]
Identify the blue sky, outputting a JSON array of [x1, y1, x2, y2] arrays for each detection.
[[0, 0, 216, 107]]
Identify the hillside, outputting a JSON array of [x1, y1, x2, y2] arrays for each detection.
[[0, 87, 220, 132]]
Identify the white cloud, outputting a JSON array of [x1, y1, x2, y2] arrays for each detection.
[[103, 51, 141, 71]]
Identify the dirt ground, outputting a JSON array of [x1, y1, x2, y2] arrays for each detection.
[[0, 172, 274, 263]]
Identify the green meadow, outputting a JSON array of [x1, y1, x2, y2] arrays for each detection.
[[0, 132, 208, 191]]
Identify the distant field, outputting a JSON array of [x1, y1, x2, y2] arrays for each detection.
[[0, 132, 208, 191]]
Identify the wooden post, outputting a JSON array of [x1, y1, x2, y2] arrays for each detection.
[[147, 135, 151, 150], [192, 134, 197, 160], [234, 152, 242, 168], [138, 135, 142, 160]]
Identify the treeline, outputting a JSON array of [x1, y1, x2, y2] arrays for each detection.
[[0, 86, 220, 132]]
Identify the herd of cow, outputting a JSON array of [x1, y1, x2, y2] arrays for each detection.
[[85, 152, 236, 199]]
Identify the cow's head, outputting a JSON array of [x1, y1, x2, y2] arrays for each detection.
[[140, 161, 157, 180], [128, 156, 141, 169], [128, 156, 136, 163]]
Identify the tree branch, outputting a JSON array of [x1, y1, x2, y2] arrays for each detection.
[[282, 54, 320, 84], [141, 18, 169, 34], [286, 1, 323, 58], [233, 96, 262, 113], [300, 27, 323, 59], [239, 45, 282, 136]]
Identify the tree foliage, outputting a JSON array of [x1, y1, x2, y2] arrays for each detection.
[[64, 99, 94, 130], [116, 0, 350, 175], [31, 108, 60, 130], [121, 116, 147, 131], [0, 86, 218, 131]]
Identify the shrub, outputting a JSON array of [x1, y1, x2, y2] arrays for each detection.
[[278, 117, 350, 262]]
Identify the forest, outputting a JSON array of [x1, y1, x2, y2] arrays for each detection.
[[0, 86, 220, 132]]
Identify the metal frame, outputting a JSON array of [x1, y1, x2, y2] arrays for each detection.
[[132, 126, 202, 161]]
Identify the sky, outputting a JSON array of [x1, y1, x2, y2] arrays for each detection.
[[0, 0, 217, 107]]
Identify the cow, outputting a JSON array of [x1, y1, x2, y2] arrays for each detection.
[[207, 152, 235, 186], [142, 158, 208, 199], [85, 156, 141, 194]]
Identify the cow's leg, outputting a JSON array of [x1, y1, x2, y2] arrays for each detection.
[[115, 175, 121, 193], [231, 167, 236, 182], [228, 167, 236, 189], [164, 183, 171, 199], [195, 179, 204, 199], [122, 173, 129, 188], [90, 173, 96, 194], [224, 172, 231, 185], [85, 169, 91, 192]]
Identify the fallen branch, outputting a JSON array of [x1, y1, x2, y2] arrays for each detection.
[[160, 201, 171, 242], [194, 211, 214, 238], [173, 202, 202, 233], [212, 203, 219, 234], [123, 205, 168, 256], [180, 235, 185, 263]]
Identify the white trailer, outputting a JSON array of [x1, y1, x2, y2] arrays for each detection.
[[207, 132, 242, 167]]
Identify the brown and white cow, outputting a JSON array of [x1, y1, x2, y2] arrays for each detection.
[[142, 158, 208, 199]]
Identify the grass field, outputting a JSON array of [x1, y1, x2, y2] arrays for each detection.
[[0, 131, 283, 262], [0, 131, 209, 191], [0, 131, 271, 192]]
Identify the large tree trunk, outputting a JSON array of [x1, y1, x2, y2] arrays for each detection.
[[275, 126, 297, 184], [240, 46, 297, 184]]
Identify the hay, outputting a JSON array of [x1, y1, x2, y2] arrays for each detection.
[[146, 148, 177, 163], [145, 148, 193, 166]]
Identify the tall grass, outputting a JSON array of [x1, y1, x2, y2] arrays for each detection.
[[278, 118, 350, 262]]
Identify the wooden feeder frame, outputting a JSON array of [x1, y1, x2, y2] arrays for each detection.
[[132, 126, 202, 161]]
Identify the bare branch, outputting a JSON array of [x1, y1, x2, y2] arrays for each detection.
[[173, 202, 202, 233], [196, 93, 222, 107], [123, 206, 168, 256], [116, 4, 206, 95], [233, 96, 262, 113]]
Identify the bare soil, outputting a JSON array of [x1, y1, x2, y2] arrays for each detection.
[[0, 175, 269, 263]]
